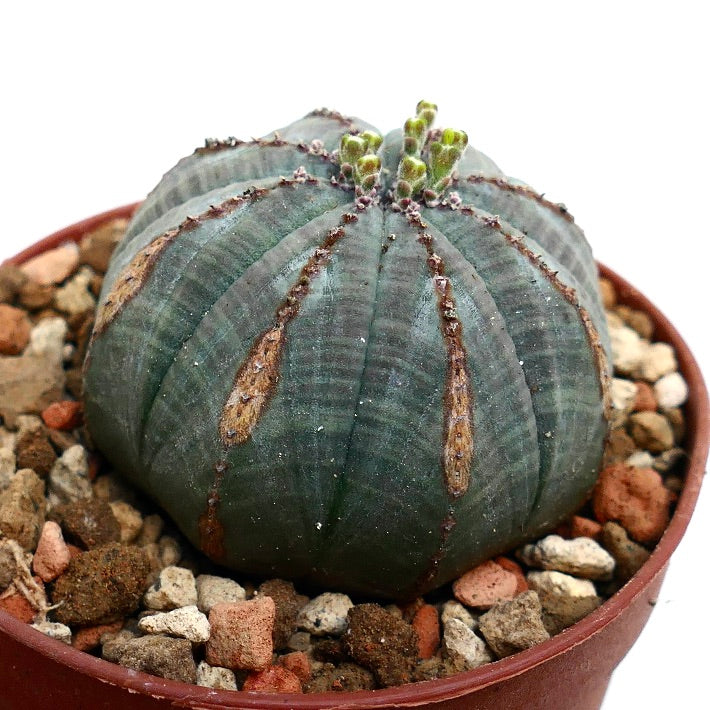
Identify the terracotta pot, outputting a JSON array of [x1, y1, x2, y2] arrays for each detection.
[[1, 205, 708, 710]]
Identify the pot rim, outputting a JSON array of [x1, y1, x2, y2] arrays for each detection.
[[1, 204, 708, 709]]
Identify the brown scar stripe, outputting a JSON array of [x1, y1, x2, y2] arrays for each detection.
[[418, 233, 474, 499], [306, 108, 359, 131], [218, 220, 353, 447], [198, 460, 228, 560], [462, 175, 576, 223], [194, 136, 334, 161], [92, 188, 270, 340], [411, 509, 457, 596], [456, 205, 612, 420]]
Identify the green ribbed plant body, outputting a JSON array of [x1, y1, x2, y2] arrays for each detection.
[[84, 104, 611, 598]]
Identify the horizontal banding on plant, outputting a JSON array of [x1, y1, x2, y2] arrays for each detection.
[[218, 220, 353, 448], [455, 204, 612, 420], [463, 175, 575, 223], [91, 189, 270, 340]]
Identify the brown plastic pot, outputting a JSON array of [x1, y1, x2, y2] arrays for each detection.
[[1, 205, 708, 710]]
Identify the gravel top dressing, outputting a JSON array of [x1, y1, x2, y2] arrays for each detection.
[[0, 218, 688, 694]]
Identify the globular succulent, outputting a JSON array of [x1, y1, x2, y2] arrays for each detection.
[[84, 102, 611, 598]]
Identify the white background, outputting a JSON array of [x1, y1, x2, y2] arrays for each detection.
[[0, 2, 707, 707]]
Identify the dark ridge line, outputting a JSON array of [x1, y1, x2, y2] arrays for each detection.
[[324, 208, 388, 541], [450, 204, 612, 422], [459, 174, 576, 223]]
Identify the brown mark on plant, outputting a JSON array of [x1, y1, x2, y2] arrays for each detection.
[[418, 232, 474, 500], [198, 460, 228, 560], [91, 189, 270, 341], [218, 221, 351, 447]]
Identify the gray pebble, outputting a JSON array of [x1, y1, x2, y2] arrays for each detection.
[[138, 604, 210, 643], [518, 535, 615, 580], [143, 566, 198, 610], [526, 571, 601, 635], [104, 634, 197, 684], [196, 660, 238, 690], [478, 591, 550, 659], [196, 574, 246, 614], [31, 620, 72, 644], [0, 468, 46, 551], [0, 447, 16, 491], [297, 592, 353, 636], [442, 618, 492, 670], [440, 600, 478, 630], [48, 445, 91, 507], [287, 630, 312, 653]]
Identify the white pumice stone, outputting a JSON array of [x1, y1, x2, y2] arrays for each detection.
[[296, 592, 353, 636], [442, 618, 492, 669], [653, 372, 688, 409], [518, 535, 615, 580], [634, 342, 677, 382], [138, 605, 210, 643], [143, 566, 198, 610], [195, 574, 246, 614], [610, 378, 638, 427], [625, 450, 655, 468], [196, 660, 238, 690], [609, 323, 646, 376], [31, 620, 72, 645], [527, 570, 598, 602], [441, 600, 478, 630]]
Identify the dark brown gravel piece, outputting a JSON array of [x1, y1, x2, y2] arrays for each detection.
[[103, 634, 197, 684], [0, 544, 17, 590], [18, 280, 54, 311], [615, 304, 654, 340], [51, 542, 150, 625], [15, 427, 57, 478], [312, 638, 348, 663], [64, 367, 84, 399], [600, 521, 651, 584], [49, 497, 121, 549], [304, 662, 376, 693], [0, 264, 28, 304], [602, 428, 637, 468], [79, 219, 129, 274], [342, 603, 418, 687], [663, 407, 686, 443], [537, 590, 602, 637], [66, 310, 95, 366], [258, 578, 308, 651]]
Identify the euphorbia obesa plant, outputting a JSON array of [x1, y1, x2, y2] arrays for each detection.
[[84, 102, 611, 598]]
